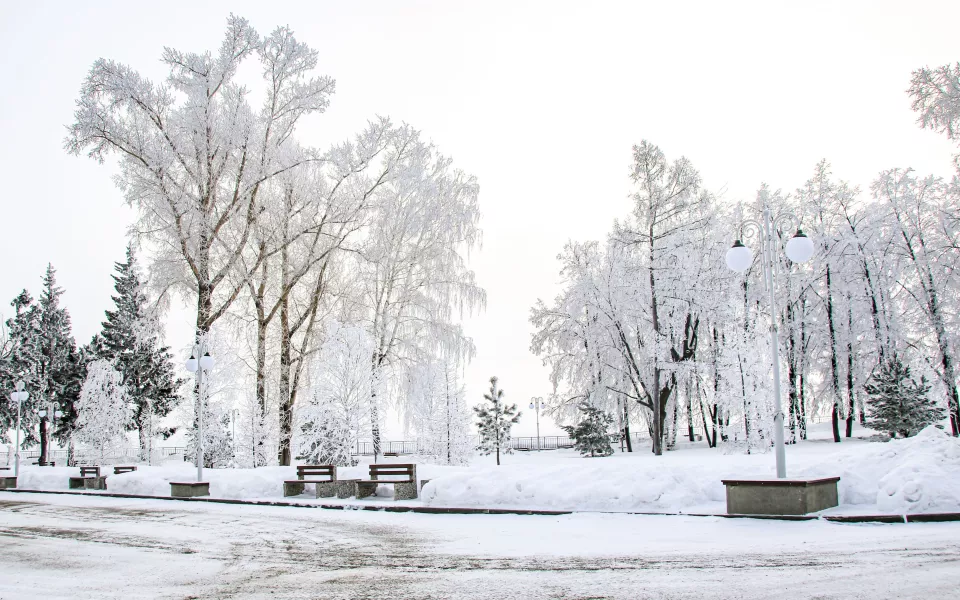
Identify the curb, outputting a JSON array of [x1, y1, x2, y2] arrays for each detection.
[[0, 488, 572, 516], [2, 488, 957, 523]]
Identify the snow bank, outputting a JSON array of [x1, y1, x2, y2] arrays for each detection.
[[423, 427, 960, 514], [801, 426, 960, 514], [10, 428, 960, 514]]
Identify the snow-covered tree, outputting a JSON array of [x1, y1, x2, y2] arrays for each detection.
[[909, 61, 960, 171], [864, 357, 944, 438], [474, 377, 520, 466], [66, 16, 335, 344], [89, 245, 182, 460], [296, 322, 375, 466], [562, 402, 614, 457], [270, 124, 423, 466], [872, 169, 960, 435], [34, 266, 83, 464], [406, 357, 473, 465], [358, 131, 485, 460], [73, 360, 130, 463], [0, 291, 42, 448]]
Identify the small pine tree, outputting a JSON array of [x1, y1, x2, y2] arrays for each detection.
[[474, 376, 520, 465], [73, 360, 130, 463], [865, 357, 944, 438], [563, 402, 614, 457]]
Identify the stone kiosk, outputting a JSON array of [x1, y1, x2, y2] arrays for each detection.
[[722, 477, 840, 515]]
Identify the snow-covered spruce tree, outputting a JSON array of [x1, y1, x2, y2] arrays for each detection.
[[90, 245, 182, 460], [474, 377, 520, 466], [0, 291, 42, 448], [562, 402, 614, 457], [74, 360, 130, 463], [35, 266, 84, 464], [864, 357, 944, 438]]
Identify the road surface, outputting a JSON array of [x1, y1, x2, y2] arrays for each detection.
[[1, 492, 957, 599]]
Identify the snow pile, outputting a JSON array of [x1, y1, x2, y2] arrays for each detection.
[[423, 428, 960, 514], [819, 426, 960, 514], [420, 458, 734, 513]]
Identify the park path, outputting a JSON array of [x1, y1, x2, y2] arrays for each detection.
[[0, 492, 958, 599]]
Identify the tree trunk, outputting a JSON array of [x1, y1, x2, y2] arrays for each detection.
[[922, 269, 960, 436], [786, 301, 799, 444], [370, 356, 383, 462], [138, 423, 149, 463], [253, 249, 269, 467], [277, 298, 292, 466], [38, 417, 50, 465], [845, 294, 856, 438], [825, 266, 842, 443], [798, 296, 808, 441], [622, 398, 633, 452]]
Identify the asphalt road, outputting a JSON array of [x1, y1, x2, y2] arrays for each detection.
[[1, 493, 958, 599]]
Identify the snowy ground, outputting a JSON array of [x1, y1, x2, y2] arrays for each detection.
[[1, 492, 958, 599], [7, 423, 960, 515]]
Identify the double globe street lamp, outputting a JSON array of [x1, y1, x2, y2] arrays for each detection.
[[725, 206, 814, 479], [186, 344, 215, 482]]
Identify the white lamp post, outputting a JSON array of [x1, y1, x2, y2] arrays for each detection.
[[9, 381, 29, 477], [185, 343, 215, 483], [528, 397, 543, 451], [726, 207, 814, 479]]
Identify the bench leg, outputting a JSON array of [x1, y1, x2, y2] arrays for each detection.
[[335, 480, 358, 499], [394, 481, 418, 500], [283, 482, 305, 497], [315, 481, 338, 499], [357, 482, 378, 499], [84, 477, 107, 491]]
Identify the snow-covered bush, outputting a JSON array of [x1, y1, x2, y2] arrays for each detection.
[[73, 359, 130, 463]]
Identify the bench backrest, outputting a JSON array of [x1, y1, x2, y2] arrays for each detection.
[[297, 465, 336, 480], [79, 466, 100, 477], [369, 463, 416, 482], [114, 466, 137, 474]]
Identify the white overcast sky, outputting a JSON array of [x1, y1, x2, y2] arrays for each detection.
[[1, 1, 958, 437]]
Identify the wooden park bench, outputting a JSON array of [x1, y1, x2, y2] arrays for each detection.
[[357, 464, 418, 500], [68, 466, 107, 490], [383, 451, 399, 457], [283, 465, 358, 499], [113, 466, 138, 475]]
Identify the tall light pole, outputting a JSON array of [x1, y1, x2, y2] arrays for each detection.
[[726, 207, 814, 478], [9, 381, 29, 477], [528, 397, 543, 451], [185, 342, 215, 482]]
